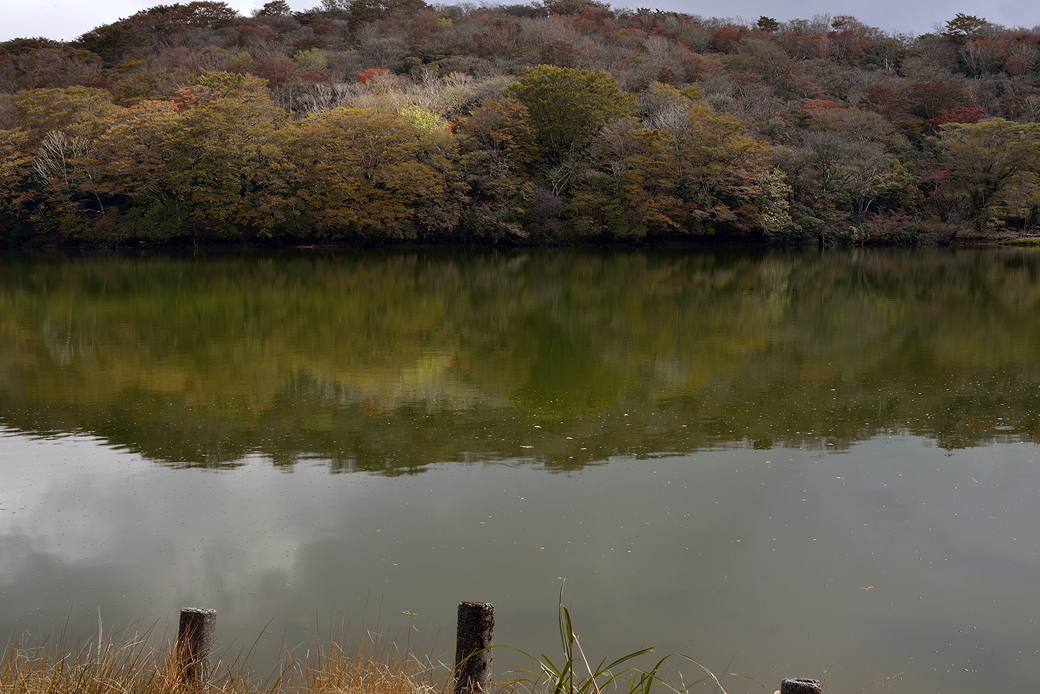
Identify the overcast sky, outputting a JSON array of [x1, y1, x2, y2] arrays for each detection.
[[3, 0, 1038, 44]]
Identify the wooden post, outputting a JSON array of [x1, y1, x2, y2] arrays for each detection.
[[177, 607, 216, 687], [454, 602, 494, 694], [780, 678, 822, 694]]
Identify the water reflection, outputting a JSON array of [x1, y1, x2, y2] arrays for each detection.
[[1, 429, 1038, 694], [3, 249, 1040, 693], [1, 248, 1039, 468]]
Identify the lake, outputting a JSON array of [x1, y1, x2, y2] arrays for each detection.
[[1, 248, 1038, 693]]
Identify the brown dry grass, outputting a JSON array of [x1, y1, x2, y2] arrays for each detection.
[[0, 623, 447, 694]]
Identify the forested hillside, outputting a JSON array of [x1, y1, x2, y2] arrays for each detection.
[[3, 0, 1040, 246]]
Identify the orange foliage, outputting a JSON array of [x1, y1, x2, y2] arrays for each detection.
[[356, 68, 388, 84], [929, 107, 986, 129], [170, 84, 221, 111], [799, 99, 841, 116]]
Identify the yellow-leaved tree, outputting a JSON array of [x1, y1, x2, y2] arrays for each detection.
[[86, 75, 291, 241], [625, 102, 771, 234], [286, 108, 444, 238]]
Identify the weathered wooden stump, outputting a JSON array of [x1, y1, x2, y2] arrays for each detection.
[[453, 602, 494, 694], [780, 677, 823, 694], [177, 607, 216, 687]]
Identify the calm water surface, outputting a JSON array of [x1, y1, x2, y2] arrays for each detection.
[[1, 248, 1039, 693]]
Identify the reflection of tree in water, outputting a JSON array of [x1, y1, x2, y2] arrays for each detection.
[[1, 248, 1039, 472]]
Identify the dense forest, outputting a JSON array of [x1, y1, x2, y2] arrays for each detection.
[[3, 1, 1040, 246]]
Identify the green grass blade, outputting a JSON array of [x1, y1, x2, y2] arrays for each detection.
[[601, 646, 654, 673]]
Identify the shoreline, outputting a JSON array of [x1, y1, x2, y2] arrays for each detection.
[[4, 227, 1037, 251]]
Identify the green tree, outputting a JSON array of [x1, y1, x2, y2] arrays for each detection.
[[503, 65, 636, 168], [75, 21, 148, 66], [934, 119, 1040, 229], [943, 13, 987, 40], [756, 16, 779, 32], [292, 48, 329, 70], [254, 0, 292, 16]]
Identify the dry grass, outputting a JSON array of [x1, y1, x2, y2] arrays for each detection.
[[0, 621, 447, 694], [1, 594, 753, 694]]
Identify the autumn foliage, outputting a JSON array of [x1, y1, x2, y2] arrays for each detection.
[[2, 3, 1040, 246], [356, 68, 388, 84]]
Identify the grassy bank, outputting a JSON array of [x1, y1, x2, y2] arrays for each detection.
[[2, 623, 446, 694], [1, 602, 746, 694]]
